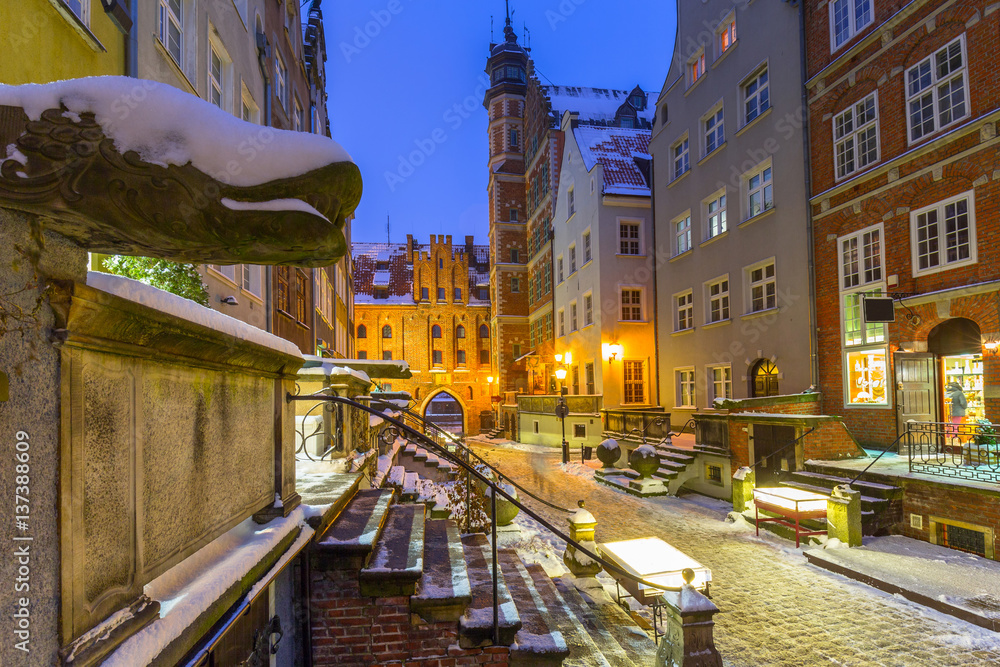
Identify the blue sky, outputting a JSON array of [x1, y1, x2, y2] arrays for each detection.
[[322, 0, 677, 244]]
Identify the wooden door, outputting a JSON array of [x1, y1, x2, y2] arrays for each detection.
[[895, 353, 937, 446], [751, 424, 797, 486]]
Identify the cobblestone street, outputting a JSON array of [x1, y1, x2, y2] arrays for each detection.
[[471, 443, 1000, 667]]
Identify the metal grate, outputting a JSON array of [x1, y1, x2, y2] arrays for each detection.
[[707, 465, 722, 483], [940, 523, 987, 557]]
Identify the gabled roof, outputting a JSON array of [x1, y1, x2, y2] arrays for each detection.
[[352, 242, 491, 305], [573, 126, 652, 197], [542, 85, 655, 127]]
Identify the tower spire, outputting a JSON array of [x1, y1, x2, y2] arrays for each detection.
[[503, 0, 517, 42]]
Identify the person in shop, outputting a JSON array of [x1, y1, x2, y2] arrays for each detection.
[[946, 381, 967, 441]]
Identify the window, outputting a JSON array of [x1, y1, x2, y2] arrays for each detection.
[[583, 232, 592, 262], [572, 366, 580, 395], [432, 350, 443, 365], [911, 193, 976, 275], [558, 309, 565, 336], [570, 302, 578, 331], [704, 107, 724, 155], [568, 188, 575, 216], [513, 344, 521, 359], [840, 225, 883, 289], [480, 349, 490, 364], [907, 37, 968, 142], [707, 278, 730, 323], [673, 137, 689, 180], [456, 325, 466, 338], [718, 17, 736, 55], [421, 287, 429, 301], [842, 289, 886, 346], [624, 360, 645, 404], [241, 264, 262, 298], [831, 0, 874, 50], [294, 97, 304, 132], [457, 350, 466, 365], [510, 249, 519, 263], [241, 86, 258, 124], [295, 271, 308, 323], [210, 264, 237, 283], [509, 128, 519, 149], [706, 193, 727, 239], [534, 421, 540, 434], [573, 423, 586, 438], [156, 0, 184, 65], [438, 257, 444, 269], [706, 464, 723, 484], [557, 257, 564, 283], [752, 359, 780, 398], [748, 262, 776, 313], [432, 325, 442, 339], [437, 287, 445, 300], [358, 350, 367, 360], [676, 291, 693, 331], [478, 287, 489, 301], [455, 288, 462, 302], [747, 164, 773, 217], [276, 267, 290, 312], [585, 363, 595, 395], [383, 350, 393, 361], [382, 325, 392, 339], [674, 215, 691, 256], [677, 369, 696, 407], [209, 43, 224, 109], [845, 348, 888, 405], [834, 92, 879, 179], [275, 53, 287, 110], [510, 208, 518, 222], [584, 294, 593, 326], [621, 289, 642, 321], [708, 366, 732, 404], [357, 324, 367, 339], [64, 0, 90, 24], [743, 68, 769, 125], [619, 222, 640, 255], [569, 246, 577, 274], [511, 276, 520, 293], [688, 50, 706, 87], [480, 324, 490, 338]]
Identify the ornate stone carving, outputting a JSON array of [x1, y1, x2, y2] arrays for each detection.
[[0, 105, 360, 267]]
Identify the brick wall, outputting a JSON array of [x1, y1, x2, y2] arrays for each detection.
[[900, 478, 1000, 560], [311, 567, 510, 666]]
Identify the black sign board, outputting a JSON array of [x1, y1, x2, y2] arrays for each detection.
[[863, 296, 896, 323]]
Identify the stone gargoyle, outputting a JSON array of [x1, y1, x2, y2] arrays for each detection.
[[0, 77, 361, 267]]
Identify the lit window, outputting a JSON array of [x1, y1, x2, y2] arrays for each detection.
[[619, 222, 641, 255], [907, 37, 968, 142], [704, 108, 724, 155], [707, 278, 729, 323], [748, 262, 776, 313], [747, 164, 773, 218], [842, 290, 886, 347], [706, 193, 727, 239], [688, 51, 706, 86], [830, 0, 874, 50], [845, 349, 888, 405], [673, 138, 689, 180], [676, 291, 693, 331], [159, 0, 183, 65], [708, 366, 732, 404], [719, 18, 736, 54], [834, 92, 879, 179], [677, 369, 695, 407], [624, 360, 645, 404], [743, 68, 769, 124], [674, 216, 691, 256], [621, 289, 642, 321], [911, 193, 975, 275]]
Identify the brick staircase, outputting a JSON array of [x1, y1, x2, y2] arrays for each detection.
[[779, 467, 903, 536], [309, 485, 659, 666]]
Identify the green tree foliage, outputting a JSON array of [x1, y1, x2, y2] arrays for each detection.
[[102, 256, 210, 307]]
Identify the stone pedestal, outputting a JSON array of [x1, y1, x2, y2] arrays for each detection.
[[732, 466, 755, 513], [563, 501, 602, 577], [827, 484, 862, 547], [656, 581, 723, 667]]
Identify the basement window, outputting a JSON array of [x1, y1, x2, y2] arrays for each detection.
[[573, 424, 586, 439], [706, 464, 723, 485], [930, 517, 994, 559]]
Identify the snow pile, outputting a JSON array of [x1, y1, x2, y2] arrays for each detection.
[[560, 461, 597, 479], [220, 197, 328, 222], [0, 77, 353, 186], [87, 272, 302, 357]]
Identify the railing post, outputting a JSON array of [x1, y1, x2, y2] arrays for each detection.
[[826, 484, 862, 547], [563, 501, 602, 577], [732, 467, 755, 514], [657, 570, 723, 667], [491, 488, 499, 646]]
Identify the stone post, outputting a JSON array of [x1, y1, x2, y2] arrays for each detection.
[[656, 570, 723, 667], [827, 484, 862, 547], [563, 501, 602, 577], [732, 466, 755, 513]]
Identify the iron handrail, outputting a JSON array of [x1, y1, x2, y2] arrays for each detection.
[[289, 393, 691, 643], [848, 429, 909, 486], [747, 427, 817, 471]]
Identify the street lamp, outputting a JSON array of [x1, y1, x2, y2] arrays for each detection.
[[555, 368, 569, 463], [487, 376, 496, 432]]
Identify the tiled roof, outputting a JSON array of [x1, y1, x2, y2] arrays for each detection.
[[573, 126, 652, 196], [542, 85, 655, 127], [352, 242, 491, 305]]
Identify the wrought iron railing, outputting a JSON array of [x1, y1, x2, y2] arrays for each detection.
[[287, 393, 692, 646], [906, 421, 1000, 484]]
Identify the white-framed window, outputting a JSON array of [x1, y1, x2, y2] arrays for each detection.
[[675, 290, 693, 331], [242, 264, 262, 299], [275, 52, 288, 110], [747, 260, 776, 313], [620, 288, 642, 321], [830, 0, 874, 51], [844, 347, 889, 406], [557, 256, 564, 283], [568, 187, 575, 216], [233, 0, 249, 26], [672, 136, 689, 180], [707, 365, 732, 404], [159, 0, 183, 65], [583, 230, 592, 263], [742, 67, 769, 125], [834, 92, 879, 179], [704, 106, 725, 155], [842, 289, 886, 347], [674, 214, 691, 256], [294, 96, 304, 132], [746, 162, 773, 218], [623, 360, 645, 404], [584, 292, 593, 326], [619, 221, 641, 255], [240, 83, 259, 123], [706, 277, 730, 323], [688, 50, 706, 87], [718, 15, 736, 56], [570, 301, 578, 331], [840, 223, 883, 290], [64, 0, 90, 25], [208, 39, 227, 109], [705, 191, 727, 239], [210, 264, 238, 284], [569, 245, 577, 273], [558, 308, 565, 337], [907, 37, 968, 143], [910, 191, 976, 276], [676, 368, 696, 408]]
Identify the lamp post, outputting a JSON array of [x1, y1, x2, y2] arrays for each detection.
[[487, 376, 496, 432], [555, 368, 569, 463]]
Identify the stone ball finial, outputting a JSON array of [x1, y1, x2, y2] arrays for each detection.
[[629, 445, 660, 480], [596, 438, 621, 469], [682, 567, 695, 585], [578, 500, 585, 508]]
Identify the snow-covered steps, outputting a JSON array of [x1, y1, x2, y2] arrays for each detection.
[[458, 534, 522, 648], [498, 551, 570, 667], [547, 575, 639, 667], [781, 468, 902, 535], [401, 471, 420, 501], [359, 504, 426, 597], [555, 577, 658, 665], [314, 488, 395, 568], [411, 519, 471, 623]]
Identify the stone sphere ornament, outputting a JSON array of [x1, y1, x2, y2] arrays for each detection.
[[596, 438, 621, 469], [629, 444, 660, 479]]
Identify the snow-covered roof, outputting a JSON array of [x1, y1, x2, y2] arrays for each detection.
[[352, 240, 490, 304], [0, 77, 352, 187], [543, 85, 655, 128], [573, 125, 652, 196]]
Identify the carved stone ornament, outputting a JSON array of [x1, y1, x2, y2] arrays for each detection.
[[0, 101, 361, 267]]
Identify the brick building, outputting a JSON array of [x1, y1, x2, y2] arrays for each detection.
[[805, 0, 1000, 446], [353, 235, 494, 435]]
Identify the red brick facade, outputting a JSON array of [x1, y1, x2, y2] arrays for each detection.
[[806, 0, 1000, 445], [900, 478, 1000, 560]]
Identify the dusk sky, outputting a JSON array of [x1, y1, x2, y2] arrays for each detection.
[[322, 0, 677, 244]]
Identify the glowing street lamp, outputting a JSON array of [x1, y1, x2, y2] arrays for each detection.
[[599, 537, 712, 604]]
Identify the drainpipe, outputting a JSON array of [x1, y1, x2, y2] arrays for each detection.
[[257, 34, 273, 333], [798, 0, 820, 391], [649, 158, 661, 410], [127, 0, 138, 77]]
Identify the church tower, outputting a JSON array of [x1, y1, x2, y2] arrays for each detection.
[[485, 2, 529, 393]]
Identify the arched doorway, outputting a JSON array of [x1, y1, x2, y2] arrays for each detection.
[[424, 391, 464, 439], [750, 359, 779, 398]]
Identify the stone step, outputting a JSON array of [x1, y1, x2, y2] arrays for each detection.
[[359, 504, 426, 597], [777, 480, 888, 508], [553, 577, 656, 666], [411, 519, 471, 623], [527, 567, 618, 667], [658, 460, 687, 472], [791, 470, 901, 497], [498, 551, 570, 667], [403, 443, 418, 456], [659, 451, 695, 464], [458, 534, 522, 648], [314, 488, 395, 569], [651, 469, 679, 481]]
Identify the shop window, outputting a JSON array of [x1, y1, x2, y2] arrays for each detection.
[[845, 348, 888, 405]]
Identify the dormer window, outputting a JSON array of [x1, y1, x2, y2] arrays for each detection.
[[376, 261, 389, 271], [629, 92, 645, 109], [621, 117, 635, 128]]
